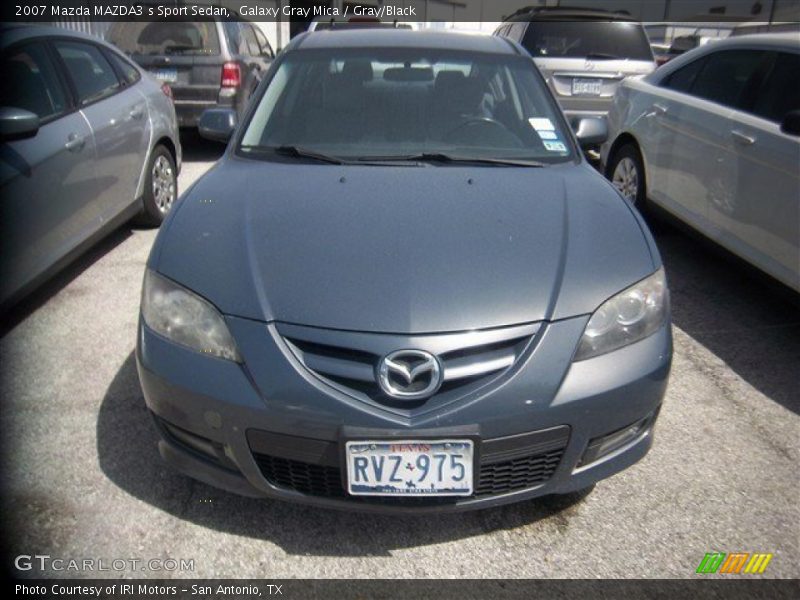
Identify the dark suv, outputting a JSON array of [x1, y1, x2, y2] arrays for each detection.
[[108, 20, 274, 128]]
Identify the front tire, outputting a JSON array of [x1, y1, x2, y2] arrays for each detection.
[[608, 143, 645, 208], [138, 144, 177, 227]]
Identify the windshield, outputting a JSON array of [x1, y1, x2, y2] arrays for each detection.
[[239, 48, 575, 163], [108, 22, 220, 56], [521, 22, 653, 61]]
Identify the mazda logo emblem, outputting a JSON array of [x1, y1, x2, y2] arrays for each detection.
[[377, 349, 443, 400]]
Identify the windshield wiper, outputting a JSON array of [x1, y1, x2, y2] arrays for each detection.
[[241, 145, 350, 165], [356, 153, 546, 168]]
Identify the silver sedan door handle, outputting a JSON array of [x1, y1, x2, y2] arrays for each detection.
[[65, 133, 85, 152], [731, 129, 756, 145], [129, 106, 145, 120]]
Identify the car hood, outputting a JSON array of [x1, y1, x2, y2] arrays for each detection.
[[152, 158, 657, 333]]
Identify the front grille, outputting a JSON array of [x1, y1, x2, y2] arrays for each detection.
[[278, 322, 540, 408], [253, 447, 565, 503]]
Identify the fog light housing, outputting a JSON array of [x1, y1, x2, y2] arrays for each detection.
[[578, 411, 657, 467], [155, 416, 239, 472]]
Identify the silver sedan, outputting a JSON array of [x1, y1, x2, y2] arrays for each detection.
[[601, 33, 800, 294], [0, 25, 181, 309]]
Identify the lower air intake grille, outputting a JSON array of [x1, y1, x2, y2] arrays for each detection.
[[475, 450, 564, 496], [253, 448, 564, 502], [255, 454, 345, 498]]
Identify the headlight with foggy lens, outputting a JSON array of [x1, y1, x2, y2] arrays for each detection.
[[141, 270, 241, 362], [574, 268, 668, 361]]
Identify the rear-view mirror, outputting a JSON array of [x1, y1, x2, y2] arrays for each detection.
[[573, 117, 608, 148], [0, 107, 40, 141]]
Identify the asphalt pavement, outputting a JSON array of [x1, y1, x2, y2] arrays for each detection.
[[1, 134, 798, 579]]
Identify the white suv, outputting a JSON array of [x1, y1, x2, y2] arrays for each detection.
[[494, 9, 656, 129]]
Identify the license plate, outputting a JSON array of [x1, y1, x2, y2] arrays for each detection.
[[153, 68, 177, 83], [346, 439, 474, 496], [572, 78, 603, 95]]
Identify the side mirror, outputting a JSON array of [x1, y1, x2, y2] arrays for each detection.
[[0, 107, 40, 141], [573, 117, 608, 149], [198, 108, 237, 143], [780, 110, 800, 137]]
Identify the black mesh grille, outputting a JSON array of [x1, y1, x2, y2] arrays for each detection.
[[253, 448, 564, 502], [255, 454, 345, 498], [475, 450, 563, 496]]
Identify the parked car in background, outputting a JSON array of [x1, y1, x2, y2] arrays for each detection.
[[602, 34, 800, 293], [107, 20, 274, 128], [494, 8, 656, 130], [137, 30, 672, 513], [0, 25, 181, 309]]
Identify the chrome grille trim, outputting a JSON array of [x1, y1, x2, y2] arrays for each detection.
[[443, 345, 517, 381], [288, 343, 375, 382], [278, 322, 541, 406]]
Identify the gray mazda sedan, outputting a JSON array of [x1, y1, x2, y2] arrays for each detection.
[[137, 30, 671, 513]]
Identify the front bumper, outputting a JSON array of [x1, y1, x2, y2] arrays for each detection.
[[136, 315, 671, 513]]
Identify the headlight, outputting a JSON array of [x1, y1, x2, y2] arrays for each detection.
[[141, 270, 241, 362], [574, 267, 668, 361]]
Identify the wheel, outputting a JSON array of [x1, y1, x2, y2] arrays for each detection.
[[608, 143, 645, 208], [138, 144, 177, 227]]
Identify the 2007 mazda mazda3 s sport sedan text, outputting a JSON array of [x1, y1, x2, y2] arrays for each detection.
[[137, 30, 672, 513]]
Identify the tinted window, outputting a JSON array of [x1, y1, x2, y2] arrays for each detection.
[[240, 49, 574, 163], [520, 22, 653, 61], [752, 52, 800, 123], [689, 49, 766, 109], [108, 22, 220, 56], [105, 50, 140, 85], [0, 42, 67, 120], [662, 57, 707, 93], [55, 41, 120, 105]]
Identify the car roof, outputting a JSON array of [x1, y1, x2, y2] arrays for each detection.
[[649, 31, 800, 82], [715, 31, 800, 48], [504, 6, 639, 22], [0, 24, 110, 49], [293, 29, 520, 55], [666, 31, 800, 60]]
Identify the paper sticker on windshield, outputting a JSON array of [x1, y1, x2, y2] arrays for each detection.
[[543, 140, 567, 153], [528, 118, 554, 131], [537, 130, 558, 140]]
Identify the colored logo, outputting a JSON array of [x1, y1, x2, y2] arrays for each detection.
[[696, 552, 773, 574]]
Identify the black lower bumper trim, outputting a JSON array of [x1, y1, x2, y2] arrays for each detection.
[[248, 426, 569, 505]]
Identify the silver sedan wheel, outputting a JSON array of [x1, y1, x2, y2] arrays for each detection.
[[152, 155, 176, 214], [612, 157, 639, 204]]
